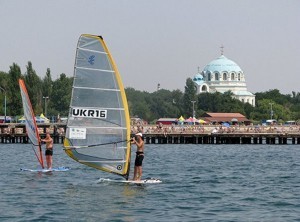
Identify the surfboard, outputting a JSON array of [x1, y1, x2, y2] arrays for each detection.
[[97, 178, 162, 184], [20, 166, 70, 172]]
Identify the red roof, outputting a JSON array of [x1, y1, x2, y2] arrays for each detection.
[[204, 113, 246, 118], [201, 113, 250, 123]]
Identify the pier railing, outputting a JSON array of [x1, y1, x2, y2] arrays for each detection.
[[132, 124, 300, 145], [0, 123, 66, 144]]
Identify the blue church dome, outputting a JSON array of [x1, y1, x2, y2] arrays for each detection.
[[193, 73, 204, 85], [203, 55, 242, 73]]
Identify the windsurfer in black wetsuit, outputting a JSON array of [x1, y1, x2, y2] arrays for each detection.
[[131, 132, 144, 181], [41, 133, 54, 169]]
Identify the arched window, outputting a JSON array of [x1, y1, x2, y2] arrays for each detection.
[[207, 73, 211, 81], [238, 73, 241, 81], [231, 73, 234, 80], [201, 85, 207, 92], [215, 73, 219, 81], [223, 73, 227, 80]]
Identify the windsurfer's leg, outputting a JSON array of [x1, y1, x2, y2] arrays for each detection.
[[133, 166, 137, 180], [46, 155, 50, 169], [137, 166, 142, 181], [49, 156, 53, 169]]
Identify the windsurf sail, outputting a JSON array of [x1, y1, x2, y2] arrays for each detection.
[[64, 34, 131, 179], [19, 79, 44, 168]]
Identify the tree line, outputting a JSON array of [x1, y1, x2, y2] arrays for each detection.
[[0, 62, 73, 120], [0, 63, 299, 123], [126, 78, 300, 124]]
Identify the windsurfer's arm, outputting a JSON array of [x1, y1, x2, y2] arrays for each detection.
[[41, 137, 53, 143], [130, 137, 136, 144], [135, 139, 144, 148]]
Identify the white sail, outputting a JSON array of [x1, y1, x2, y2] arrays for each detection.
[[19, 79, 44, 168], [64, 34, 131, 179]]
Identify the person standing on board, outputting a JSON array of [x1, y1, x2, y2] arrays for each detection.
[[131, 132, 144, 181], [41, 133, 54, 169]]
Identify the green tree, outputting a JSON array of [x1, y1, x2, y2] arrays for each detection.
[[0, 71, 9, 117], [183, 78, 197, 117], [42, 68, 53, 99], [50, 73, 73, 116], [24, 61, 43, 113], [255, 89, 292, 105], [7, 63, 23, 116], [250, 99, 291, 122]]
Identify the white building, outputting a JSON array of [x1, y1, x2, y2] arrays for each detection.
[[193, 54, 255, 106]]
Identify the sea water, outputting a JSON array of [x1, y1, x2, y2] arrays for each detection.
[[0, 143, 300, 221]]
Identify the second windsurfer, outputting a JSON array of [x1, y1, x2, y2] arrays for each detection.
[[131, 132, 144, 181], [41, 133, 54, 169]]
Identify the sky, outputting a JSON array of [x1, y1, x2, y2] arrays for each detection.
[[0, 0, 299, 94]]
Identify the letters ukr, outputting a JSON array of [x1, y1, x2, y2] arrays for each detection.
[[72, 108, 107, 119]]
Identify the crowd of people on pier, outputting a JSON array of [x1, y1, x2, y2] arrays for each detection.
[[131, 122, 300, 136]]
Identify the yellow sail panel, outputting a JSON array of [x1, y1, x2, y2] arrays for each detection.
[[64, 34, 131, 179]]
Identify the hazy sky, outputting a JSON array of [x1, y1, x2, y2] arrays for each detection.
[[0, 0, 299, 94]]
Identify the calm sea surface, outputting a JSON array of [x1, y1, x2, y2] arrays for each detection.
[[1, 143, 300, 221]]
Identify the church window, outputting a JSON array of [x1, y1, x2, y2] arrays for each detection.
[[207, 73, 211, 81], [215, 73, 219, 81], [223, 73, 227, 80], [238, 73, 241, 81], [231, 73, 234, 80]]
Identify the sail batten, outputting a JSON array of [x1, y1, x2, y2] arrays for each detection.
[[64, 34, 131, 179], [70, 106, 125, 111], [74, 86, 121, 92], [77, 47, 108, 54], [76, 66, 114, 73], [65, 146, 128, 150], [66, 126, 127, 129], [79, 160, 126, 163]]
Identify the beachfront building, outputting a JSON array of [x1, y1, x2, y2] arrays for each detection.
[[201, 112, 251, 125], [193, 54, 256, 106]]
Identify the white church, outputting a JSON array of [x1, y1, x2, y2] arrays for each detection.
[[193, 52, 256, 106]]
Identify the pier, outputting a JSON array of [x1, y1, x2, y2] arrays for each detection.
[[0, 123, 300, 145], [142, 133, 300, 145], [0, 123, 66, 144]]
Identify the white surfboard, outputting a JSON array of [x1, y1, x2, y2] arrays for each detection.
[[20, 166, 70, 172], [97, 178, 162, 184]]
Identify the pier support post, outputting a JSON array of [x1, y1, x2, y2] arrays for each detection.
[[253, 137, 258, 144], [151, 137, 156, 144], [174, 137, 178, 144], [145, 137, 150, 144], [180, 136, 184, 144], [167, 136, 172, 144]]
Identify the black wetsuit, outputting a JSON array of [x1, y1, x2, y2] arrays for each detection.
[[135, 151, 144, 166]]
